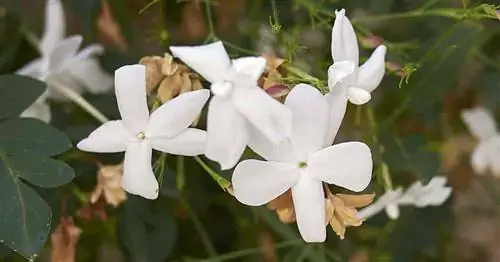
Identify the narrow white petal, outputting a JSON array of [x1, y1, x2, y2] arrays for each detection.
[[231, 57, 267, 82], [331, 9, 359, 65], [415, 187, 451, 207], [170, 41, 231, 83], [147, 89, 210, 138], [248, 125, 297, 164], [347, 87, 371, 105], [285, 84, 329, 161], [357, 188, 403, 219], [122, 141, 159, 199], [461, 107, 498, 140], [232, 160, 300, 206], [471, 143, 488, 175], [114, 65, 150, 133], [16, 59, 43, 78], [356, 45, 387, 93], [150, 128, 206, 156], [205, 97, 249, 170], [327, 61, 356, 90], [385, 204, 400, 220], [232, 87, 292, 144], [48, 35, 83, 73], [65, 58, 113, 93], [292, 176, 326, 243], [324, 92, 348, 146], [77, 121, 130, 153], [307, 142, 372, 192], [40, 0, 66, 54]]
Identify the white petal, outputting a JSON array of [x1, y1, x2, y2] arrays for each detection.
[[150, 128, 206, 156], [414, 187, 451, 207], [205, 96, 249, 170], [331, 9, 359, 65], [231, 56, 266, 82], [248, 125, 297, 164], [40, 0, 66, 54], [48, 35, 83, 73], [324, 92, 348, 146], [461, 107, 497, 140], [16, 59, 43, 78], [65, 58, 113, 93], [357, 188, 403, 219], [122, 141, 159, 199], [147, 89, 210, 138], [327, 61, 356, 90], [232, 160, 300, 206], [347, 87, 371, 105], [285, 84, 329, 161], [170, 41, 231, 83], [292, 176, 326, 243], [232, 87, 292, 144], [489, 137, 500, 175], [74, 44, 104, 60], [114, 65, 150, 133], [471, 143, 488, 175], [307, 142, 372, 192], [356, 45, 387, 93], [20, 99, 51, 123], [385, 203, 400, 220], [77, 121, 130, 153]]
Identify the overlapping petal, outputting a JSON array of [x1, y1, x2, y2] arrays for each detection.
[[331, 9, 359, 65], [461, 107, 497, 140], [40, 0, 66, 54], [147, 89, 210, 138], [231, 57, 267, 82], [347, 87, 371, 105], [356, 45, 387, 93], [471, 142, 488, 174], [205, 96, 249, 170], [284, 84, 329, 161], [248, 126, 297, 163], [48, 35, 83, 72], [170, 41, 231, 83], [327, 61, 356, 90], [291, 176, 326, 242], [65, 59, 113, 94], [77, 121, 130, 153], [324, 92, 348, 146], [16, 59, 43, 78], [121, 141, 158, 199], [114, 65, 150, 133], [232, 86, 292, 144], [232, 160, 300, 206], [150, 128, 206, 156], [307, 142, 372, 192]]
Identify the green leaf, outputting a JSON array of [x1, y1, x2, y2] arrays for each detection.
[[66, 0, 102, 38], [0, 75, 46, 121], [0, 155, 52, 260], [117, 195, 177, 262], [0, 118, 72, 157]]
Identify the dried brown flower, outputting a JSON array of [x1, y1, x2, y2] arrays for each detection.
[[267, 190, 295, 224], [50, 216, 82, 262], [325, 190, 374, 239], [90, 163, 127, 207], [260, 55, 286, 90]]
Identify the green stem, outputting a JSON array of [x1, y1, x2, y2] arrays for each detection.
[[199, 240, 301, 262], [194, 156, 231, 190], [183, 198, 219, 259]]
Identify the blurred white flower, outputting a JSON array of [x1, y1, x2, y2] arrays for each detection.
[[232, 84, 372, 243], [17, 0, 112, 122], [170, 41, 292, 170], [357, 176, 452, 220], [77, 65, 209, 199], [325, 9, 387, 144], [461, 107, 500, 177]]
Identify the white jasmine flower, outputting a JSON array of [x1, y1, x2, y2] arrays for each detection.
[[169, 41, 292, 170], [325, 9, 387, 144], [17, 0, 112, 122], [77, 65, 210, 199], [461, 107, 500, 177], [232, 84, 373, 242], [357, 176, 452, 220]]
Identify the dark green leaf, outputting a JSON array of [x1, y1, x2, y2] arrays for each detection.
[[0, 75, 46, 121], [66, 0, 102, 38], [117, 195, 177, 262], [0, 155, 52, 260], [0, 118, 72, 157], [2, 154, 74, 188]]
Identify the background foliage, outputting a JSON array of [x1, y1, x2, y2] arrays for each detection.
[[1, 0, 500, 261]]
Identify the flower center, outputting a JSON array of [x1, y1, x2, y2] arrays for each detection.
[[211, 81, 233, 97], [298, 162, 308, 168], [136, 132, 146, 140]]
